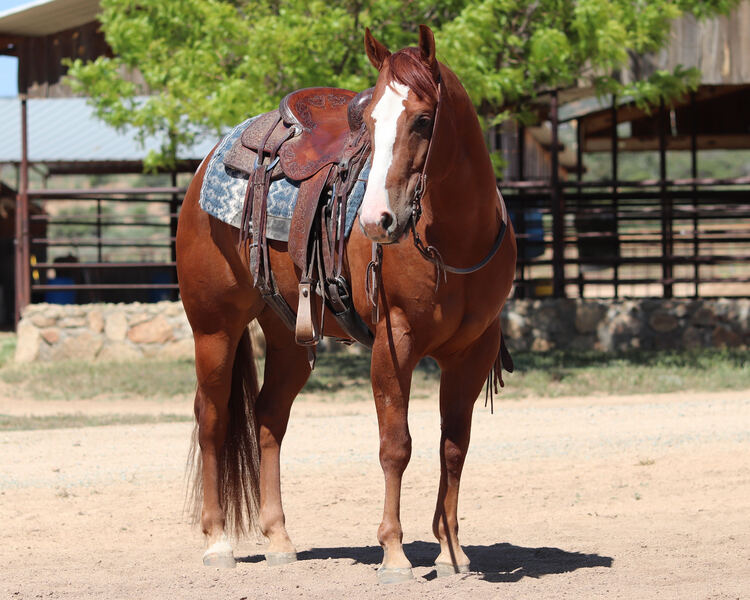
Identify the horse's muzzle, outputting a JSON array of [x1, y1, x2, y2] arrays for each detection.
[[359, 210, 404, 243]]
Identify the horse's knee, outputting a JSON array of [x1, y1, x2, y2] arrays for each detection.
[[379, 428, 412, 473], [441, 437, 466, 475]]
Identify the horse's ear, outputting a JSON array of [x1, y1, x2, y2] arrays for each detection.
[[364, 28, 391, 71], [418, 25, 439, 78]]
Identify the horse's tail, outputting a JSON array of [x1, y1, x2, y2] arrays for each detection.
[[187, 326, 262, 538]]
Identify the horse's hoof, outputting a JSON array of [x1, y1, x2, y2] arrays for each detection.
[[203, 538, 236, 568], [434, 561, 470, 577], [377, 566, 414, 584], [265, 551, 298, 566]]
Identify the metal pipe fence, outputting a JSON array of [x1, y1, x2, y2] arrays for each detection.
[[503, 177, 750, 298], [16, 187, 184, 312], [12, 176, 750, 322]]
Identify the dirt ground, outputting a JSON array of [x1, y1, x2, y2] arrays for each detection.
[[1, 387, 749, 600]]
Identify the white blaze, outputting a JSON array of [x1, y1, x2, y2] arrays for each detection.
[[360, 81, 410, 226]]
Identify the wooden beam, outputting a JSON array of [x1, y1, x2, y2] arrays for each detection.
[[584, 134, 750, 152], [579, 85, 749, 136]]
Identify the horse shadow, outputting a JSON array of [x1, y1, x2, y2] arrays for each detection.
[[238, 540, 613, 582]]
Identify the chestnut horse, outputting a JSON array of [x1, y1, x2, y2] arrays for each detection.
[[176, 25, 516, 583]]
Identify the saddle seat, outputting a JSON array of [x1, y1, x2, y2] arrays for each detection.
[[222, 86, 374, 352], [228, 87, 371, 181], [278, 87, 356, 180]]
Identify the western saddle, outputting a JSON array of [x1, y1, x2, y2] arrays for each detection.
[[223, 87, 375, 356]]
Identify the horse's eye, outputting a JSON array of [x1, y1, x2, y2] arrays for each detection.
[[412, 115, 433, 133]]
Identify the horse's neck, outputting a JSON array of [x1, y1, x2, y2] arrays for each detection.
[[421, 83, 499, 240]]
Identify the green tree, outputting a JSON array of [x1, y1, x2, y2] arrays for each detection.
[[66, 0, 739, 170]]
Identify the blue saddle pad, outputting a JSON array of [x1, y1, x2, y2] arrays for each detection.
[[199, 117, 369, 242]]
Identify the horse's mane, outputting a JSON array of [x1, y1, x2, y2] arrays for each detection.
[[386, 47, 439, 103]]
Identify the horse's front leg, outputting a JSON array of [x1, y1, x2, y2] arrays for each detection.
[[371, 311, 419, 584], [432, 320, 502, 576]]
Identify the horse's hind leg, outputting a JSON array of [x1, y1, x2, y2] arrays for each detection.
[[432, 320, 502, 576], [254, 311, 312, 565], [189, 313, 259, 568]]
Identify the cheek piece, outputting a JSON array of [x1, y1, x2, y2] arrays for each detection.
[[367, 74, 508, 323], [409, 77, 508, 287]]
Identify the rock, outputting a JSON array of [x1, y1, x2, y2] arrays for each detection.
[[97, 342, 143, 362], [40, 328, 60, 345], [105, 312, 128, 341], [531, 337, 553, 352], [682, 327, 705, 350], [59, 332, 103, 360], [30, 313, 56, 328], [712, 326, 741, 348], [596, 306, 645, 352], [533, 301, 559, 332], [170, 312, 192, 338], [15, 320, 41, 363], [575, 301, 605, 334], [164, 302, 183, 317], [88, 310, 104, 333], [692, 307, 716, 327], [507, 299, 530, 316], [158, 338, 194, 360], [128, 315, 174, 344], [61, 305, 85, 317], [128, 312, 152, 327], [674, 302, 689, 318], [648, 310, 679, 333], [570, 335, 595, 351], [58, 317, 87, 328], [502, 311, 527, 340]]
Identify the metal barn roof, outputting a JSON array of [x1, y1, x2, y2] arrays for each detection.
[[0, 97, 217, 170], [0, 0, 100, 36]]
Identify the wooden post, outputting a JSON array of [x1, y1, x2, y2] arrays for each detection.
[[576, 118, 584, 298], [14, 95, 31, 324], [516, 123, 527, 298], [659, 100, 673, 298], [170, 170, 179, 300], [611, 96, 619, 298], [550, 91, 565, 297], [690, 91, 699, 297]]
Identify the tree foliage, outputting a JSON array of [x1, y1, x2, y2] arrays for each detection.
[[66, 0, 740, 169]]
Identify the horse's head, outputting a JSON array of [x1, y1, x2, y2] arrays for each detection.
[[359, 25, 442, 244]]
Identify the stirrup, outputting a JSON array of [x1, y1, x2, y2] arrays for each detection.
[[295, 280, 321, 346]]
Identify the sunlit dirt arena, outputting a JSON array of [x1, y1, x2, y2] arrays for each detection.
[[1, 389, 749, 599]]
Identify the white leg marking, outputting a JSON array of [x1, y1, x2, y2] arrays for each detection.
[[360, 81, 410, 226], [202, 533, 235, 568]]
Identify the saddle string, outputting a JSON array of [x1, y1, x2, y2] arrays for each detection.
[[246, 115, 289, 290], [365, 242, 383, 323], [241, 115, 280, 246], [484, 344, 506, 415]]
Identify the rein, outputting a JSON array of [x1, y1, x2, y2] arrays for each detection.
[[410, 79, 507, 283], [368, 73, 508, 313]]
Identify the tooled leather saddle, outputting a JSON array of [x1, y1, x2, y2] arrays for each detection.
[[223, 87, 374, 354]]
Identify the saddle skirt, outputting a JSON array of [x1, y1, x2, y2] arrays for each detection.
[[198, 115, 370, 242]]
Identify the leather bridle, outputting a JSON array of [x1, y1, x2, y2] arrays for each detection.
[[365, 76, 508, 323], [367, 74, 509, 319]]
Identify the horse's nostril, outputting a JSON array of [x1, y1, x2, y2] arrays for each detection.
[[379, 212, 394, 230]]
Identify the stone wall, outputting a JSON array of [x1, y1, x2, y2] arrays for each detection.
[[500, 298, 750, 352], [14, 297, 750, 362], [15, 302, 194, 363]]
